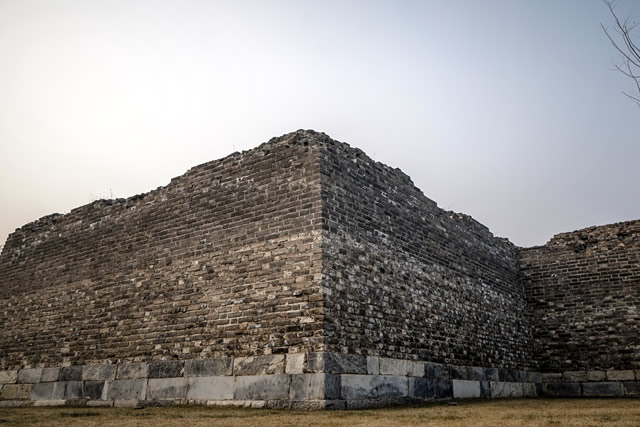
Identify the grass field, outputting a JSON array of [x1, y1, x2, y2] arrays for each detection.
[[0, 399, 639, 426]]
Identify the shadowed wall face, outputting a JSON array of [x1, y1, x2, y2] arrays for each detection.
[[0, 137, 325, 369], [318, 141, 535, 369], [520, 221, 640, 371]]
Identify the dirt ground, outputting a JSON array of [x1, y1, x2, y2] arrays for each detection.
[[0, 398, 639, 426]]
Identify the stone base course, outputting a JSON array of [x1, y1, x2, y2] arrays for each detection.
[[2, 354, 640, 408]]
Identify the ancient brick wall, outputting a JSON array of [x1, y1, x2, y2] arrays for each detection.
[[0, 134, 325, 370], [520, 220, 640, 372], [318, 140, 535, 369], [1, 130, 638, 408]]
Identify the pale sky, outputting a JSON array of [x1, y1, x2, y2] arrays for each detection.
[[1, 0, 638, 248]]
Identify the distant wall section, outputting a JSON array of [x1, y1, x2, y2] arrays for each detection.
[[520, 220, 640, 372]]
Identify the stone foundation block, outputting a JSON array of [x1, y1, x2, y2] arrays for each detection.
[[498, 369, 518, 382], [289, 399, 346, 410], [234, 355, 285, 375], [452, 380, 480, 398], [340, 375, 408, 400], [106, 379, 147, 400], [522, 383, 537, 397], [116, 363, 149, 380], [425, 363, 449, 379], [490, 381, 510, 398], [63, 382, 83, 399], [606, 370, 635, 381], [582, 382, 623, 397], [307, 353, 366, 374], [345, 396, 408, 409], [87, 400, 114, 407], [563, 371, 587, 382], [544, 382, 581, 397], [84, 381, 105, 400], [290, 374, 339, 400], [41, 368, 60, 382], [408, 377, 429, 399], [1, 384, 32, 400], [83, 365, 116, 381], [449, 365, 468, 380], [366, 357, 380, 375], [147, 378, 188, 400], [434, 379, 453, 398], [510, 382, 524, 397], [484, 368, 499, 382], [541, 373, 563, 383], [468, 367, 485, 381], [380, 358, 424, 377], [148, 361, 183, 379], [0, 371, 18, 384], [480, 381, 491, 398], [60, 366, 83, 382], [623, 381, 640, 395], [114, 399, 140, 408], [185, 359, 233, 377], [586, 371, 605, 382], [285, 354, 306, 374], [30, 382, 55, 400], [526, 372, 542, 383], [186, 376, 234, 400], [0, 400, 34, 407], [33, 400, 66, 407], [17, 368, 42, 384], [234, 374, 289, 400]]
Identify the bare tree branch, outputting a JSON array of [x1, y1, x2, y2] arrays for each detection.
[[603, 0, 640, 106]]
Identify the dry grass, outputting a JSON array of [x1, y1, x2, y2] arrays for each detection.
[[0, 399, 639, 427]]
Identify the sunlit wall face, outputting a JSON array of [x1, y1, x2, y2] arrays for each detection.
[[1, 0, 639, 248]]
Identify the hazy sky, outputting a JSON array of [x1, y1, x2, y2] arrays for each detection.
[[1, 0, 638, 248]]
